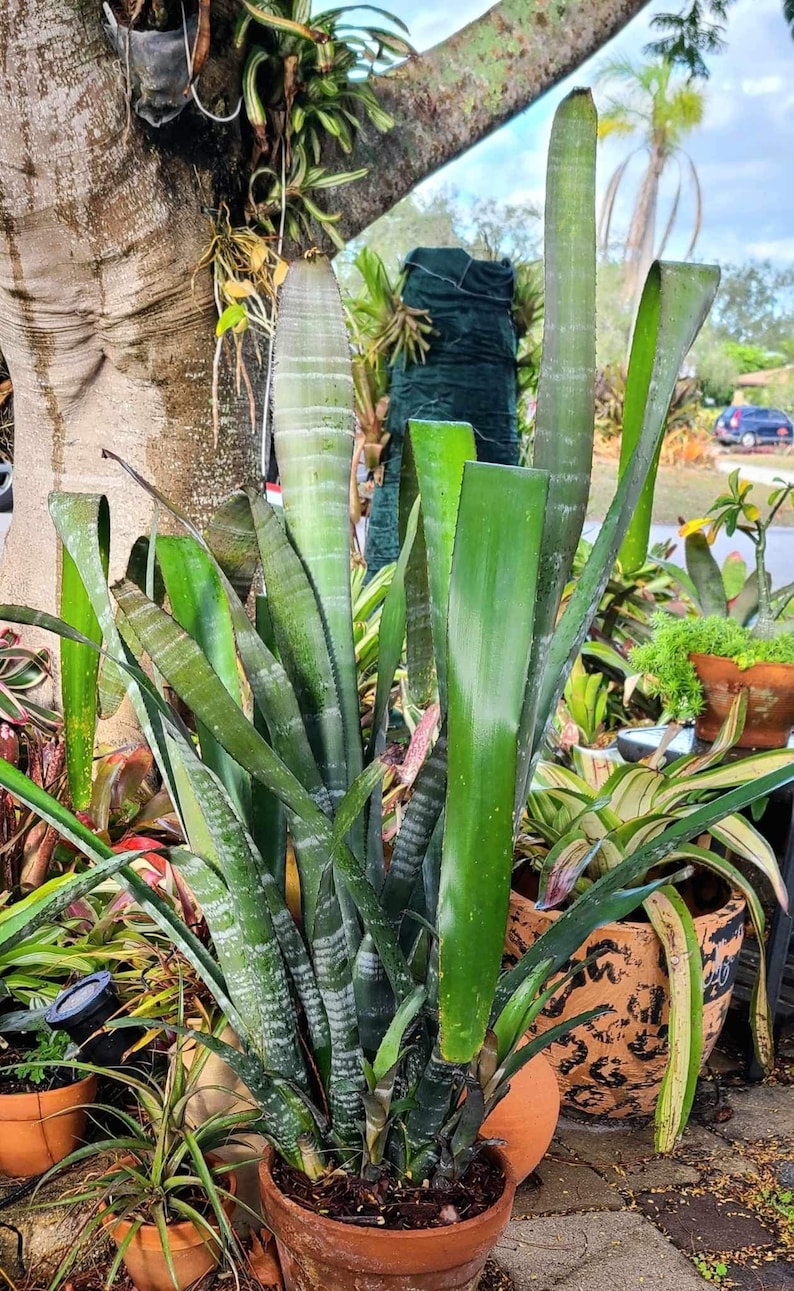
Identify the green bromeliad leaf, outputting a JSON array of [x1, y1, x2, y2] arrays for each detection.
[[438, 462, 548, 1063]]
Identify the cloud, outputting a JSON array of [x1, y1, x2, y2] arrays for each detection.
[[746, 239, 794, 261], [740, 75, 784, 96], [393, 0, 794, 267]]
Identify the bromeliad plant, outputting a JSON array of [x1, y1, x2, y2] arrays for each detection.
[[2, 91, 791, 1191], [519, 700, 790, 1150]]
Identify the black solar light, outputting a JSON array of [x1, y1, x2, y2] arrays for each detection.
[[44, 971, 141, 1069]]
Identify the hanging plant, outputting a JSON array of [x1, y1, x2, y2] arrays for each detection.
[[237, 2, 413, 249]]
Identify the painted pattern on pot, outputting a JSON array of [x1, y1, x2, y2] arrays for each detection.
[[505, 887, 746, 1119], [690, 654, 794, 749]]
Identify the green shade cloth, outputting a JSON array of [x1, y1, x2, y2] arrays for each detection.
[[365, 247, 518, 574]]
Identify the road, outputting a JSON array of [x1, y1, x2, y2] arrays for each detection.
[[582, 521, 792, 592]]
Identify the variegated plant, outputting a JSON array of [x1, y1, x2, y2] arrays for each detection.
[[2, 92, 792, 1181], [522, 698, 789, 1151]]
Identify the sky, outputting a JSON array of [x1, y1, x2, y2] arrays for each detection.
[[393, 0, 794, 266]]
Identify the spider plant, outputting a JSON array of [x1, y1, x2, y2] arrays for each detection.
[[41, 1005, 257, 1291], [2, 92, 789, 1194]]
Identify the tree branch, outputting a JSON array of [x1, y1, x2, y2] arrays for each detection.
[[332, 0, 654, 241]]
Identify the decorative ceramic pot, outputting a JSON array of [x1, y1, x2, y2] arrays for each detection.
[[103, 1159, 237, 1291], [505, 886, 746, 1119], [690, 653, 794, 749], [259, 1146, 516, 1291], [0, 1073, 96, 1178], [481, 1048, 560, 1184]]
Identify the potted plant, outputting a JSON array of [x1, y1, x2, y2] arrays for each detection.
[[0, 1019, 96, 1177], [508, 708, 790, 1150], [4, 91, 794, 1289], [634, 472, 794, 747], [42, 1011, 251, 1291]]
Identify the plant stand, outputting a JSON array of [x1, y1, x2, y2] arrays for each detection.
[[616, 725, 794, 1073]]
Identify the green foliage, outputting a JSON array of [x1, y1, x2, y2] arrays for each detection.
[[630, 614, 794, 721], [595, 364, 701, 439], [10, 1026, 69, 1086], [597, 57, 705, 298], [240, 2, 411, 250], [44, 1009, 254, 1289], [682, 471, 794, 637], [723, 341, 783, 375], [523, 726, 789, 1148], [695, 1256, 728, 1284], [645, 2, 737, 79], [0, 627, 60, 734], [710, 260, 794, 352], [0, 92, 768, 1192]]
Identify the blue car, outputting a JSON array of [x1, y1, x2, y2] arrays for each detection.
[[713, 405, 794, 450]]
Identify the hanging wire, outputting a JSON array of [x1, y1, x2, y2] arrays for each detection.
[[181, 3, 243, 123]]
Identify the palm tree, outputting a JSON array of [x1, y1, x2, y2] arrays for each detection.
[[598, 58, 705, 305]]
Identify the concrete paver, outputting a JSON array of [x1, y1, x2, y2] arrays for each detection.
[[495, 1210, 706, 1290], [635, 1189, 777, 1253], [512, 1157, 624, 1218], [719, 1085, 794, 1143]]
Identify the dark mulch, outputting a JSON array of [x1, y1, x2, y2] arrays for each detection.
[[272, 1154, 506, 1231], [479, 1257, 516, 1290]]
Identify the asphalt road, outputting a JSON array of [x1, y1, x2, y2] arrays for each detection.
[[582, 521, 792, 592]]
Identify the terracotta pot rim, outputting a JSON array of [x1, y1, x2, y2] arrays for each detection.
[[103, 1153, 237, 1243], [0, 1071, 96, 1111], [510, 884, 745, 932], [689, 652, 794, 676], [259, 1144, 516, 1248]]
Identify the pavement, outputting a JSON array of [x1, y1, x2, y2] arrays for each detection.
[[493, 1051, 794, 1291], [717, 457, 794, 488], [581, 520, 793, 593]]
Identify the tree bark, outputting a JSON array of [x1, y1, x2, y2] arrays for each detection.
[[333, 0, 653, 240], [0, 1, 255, 623], [0, 0, 652, 642]]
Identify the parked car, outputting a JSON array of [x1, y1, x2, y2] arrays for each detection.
[[713, 405, 794, 450]]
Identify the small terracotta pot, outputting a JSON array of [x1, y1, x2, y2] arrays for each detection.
[[690, 653, 794, 749], [103, 1159, 237, 1291], [505, 886, 746, 1119], [0, 1073, 96, 1178], [481, 1047, 560, 1184], [259, 1146, 516, 1291]]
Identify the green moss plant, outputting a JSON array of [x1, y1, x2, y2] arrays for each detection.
[[630, 614, 794, 721]]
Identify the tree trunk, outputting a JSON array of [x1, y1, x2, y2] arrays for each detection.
[[0, 0, 652, 640], [0, 0, 258, 628], [623, 146, 664, 311]]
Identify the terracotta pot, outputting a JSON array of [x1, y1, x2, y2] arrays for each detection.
[[505, 886, 746, 1119], [259, 1146, 516, 1291], [0, 1073, 96, 1178], [690, 653, 794, 749], [481, 1047, 560, 1184], [103, 1159, 237, 1291]]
